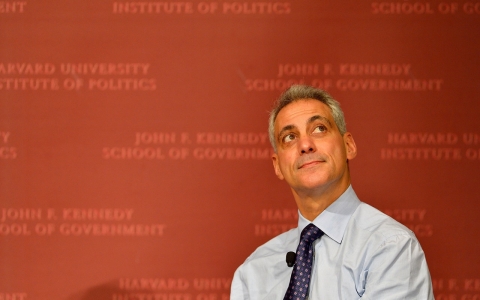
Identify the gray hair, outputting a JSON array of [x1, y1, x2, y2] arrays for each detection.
[[268, 85, 347, 152]]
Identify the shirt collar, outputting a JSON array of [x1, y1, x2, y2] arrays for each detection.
[[297, 185, 361, 244]]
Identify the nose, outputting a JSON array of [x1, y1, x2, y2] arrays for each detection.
[[299, 136, 316, 154]]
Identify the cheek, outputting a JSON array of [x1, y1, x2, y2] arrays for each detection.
[[277, 153, 295, 170], [323, 142, 347, 161], [333, 147, 348, 162]]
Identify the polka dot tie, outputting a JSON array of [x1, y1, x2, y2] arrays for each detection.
[[283, 223, 324, 300]]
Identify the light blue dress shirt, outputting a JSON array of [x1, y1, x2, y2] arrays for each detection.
[[231, 186, 434, 299]]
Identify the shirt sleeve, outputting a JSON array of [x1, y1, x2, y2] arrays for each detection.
[[360, 233, 434, 299], [230, 266, 249, 300]]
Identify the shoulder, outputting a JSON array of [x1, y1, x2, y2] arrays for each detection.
[[343, 202, 423, 256], [353, 202, 415, 238], [234, 227, 298, 278], [347, 204, 433, 298], [231, 228, 297, 297], [344, 202, 429, 275], [243, 227, 297, 264]]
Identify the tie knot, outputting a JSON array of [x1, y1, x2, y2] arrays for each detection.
[[300, 223, 323, 244]]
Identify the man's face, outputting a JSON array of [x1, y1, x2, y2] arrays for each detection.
[[271, 99, 357, 196]]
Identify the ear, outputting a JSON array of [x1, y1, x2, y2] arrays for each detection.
[[343, 132, 357, 160], [271, 153, 285, 180]]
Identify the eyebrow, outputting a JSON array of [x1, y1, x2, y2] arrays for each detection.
[[308, 115, 333, 127]]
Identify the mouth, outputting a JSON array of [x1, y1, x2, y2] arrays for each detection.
[[298, 160, 323, 169]]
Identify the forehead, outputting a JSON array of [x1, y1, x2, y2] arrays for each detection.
[[275, 99, 333, 130]]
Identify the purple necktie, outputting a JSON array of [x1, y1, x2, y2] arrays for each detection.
[[284, 223, 324, 300]]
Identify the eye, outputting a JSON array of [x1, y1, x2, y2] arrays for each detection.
[[282, 133, 296, 143], [312, 125, 327, 133]]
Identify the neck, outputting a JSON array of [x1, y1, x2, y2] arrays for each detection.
[[292, 177, 350, 221]]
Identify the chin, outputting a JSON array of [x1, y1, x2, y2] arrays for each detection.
[[297, 178, 330, 190], [295, 173, 343, 191]]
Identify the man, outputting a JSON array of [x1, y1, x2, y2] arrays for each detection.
[[230, 85, 434, 299]]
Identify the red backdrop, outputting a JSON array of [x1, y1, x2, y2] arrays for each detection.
[[1, 1, 479, 299]]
